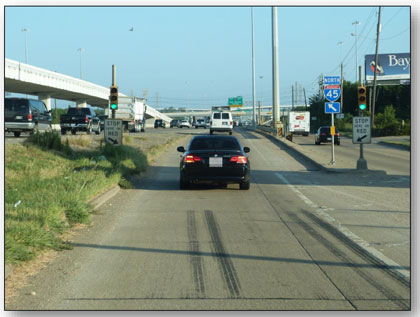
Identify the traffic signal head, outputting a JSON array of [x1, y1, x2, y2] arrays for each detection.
[[110, 86, 118, 110], [357, 86, 367, 110]]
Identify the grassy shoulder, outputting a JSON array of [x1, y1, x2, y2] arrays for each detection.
[[379, 140, 410, 150], [5, 131, 184, 265]]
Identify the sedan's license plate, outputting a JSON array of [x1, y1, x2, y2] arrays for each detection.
[[327, 137, 331, 141], [209, 157, 223, 167]]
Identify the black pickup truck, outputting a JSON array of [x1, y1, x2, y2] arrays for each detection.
[[60, 107, 101, 135]]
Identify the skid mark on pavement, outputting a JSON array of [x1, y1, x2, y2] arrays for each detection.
[[187, 210, 206, 298], [275, 172, 410, 282], [204, 210, 241, 298]]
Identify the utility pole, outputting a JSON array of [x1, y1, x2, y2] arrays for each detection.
[[303, 87, 307, 109], [337, 41, 344, 111], [272, 7, 280, 129], [77, 48, 84, 79], [371, 7, 382, 128], [291, 86, 294, 110]]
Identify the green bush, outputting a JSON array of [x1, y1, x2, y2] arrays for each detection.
[[373, 105, 401, 136], [28, 130, 72, 155]]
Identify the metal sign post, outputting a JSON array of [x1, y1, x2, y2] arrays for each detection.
[[331, 113, 335, 164]]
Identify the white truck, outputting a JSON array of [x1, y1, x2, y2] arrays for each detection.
[[111, 97, 146, 132], [288, 111, 310, 136]]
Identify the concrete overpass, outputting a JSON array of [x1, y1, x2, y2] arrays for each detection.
[[4, 58, 171, 121]]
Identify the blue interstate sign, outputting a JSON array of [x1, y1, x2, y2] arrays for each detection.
[[324, 88, 341, 102], [323, 76, 341, 85], [325, 102, 341, 114]]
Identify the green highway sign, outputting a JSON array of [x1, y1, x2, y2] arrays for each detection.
[[228, 96, 243, 106]]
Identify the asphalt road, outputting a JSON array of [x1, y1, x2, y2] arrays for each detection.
[[6, 127, 410, 310]]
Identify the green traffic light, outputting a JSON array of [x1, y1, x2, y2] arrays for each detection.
[[110, 103, 118, 110], [359, 104, 366, 110]]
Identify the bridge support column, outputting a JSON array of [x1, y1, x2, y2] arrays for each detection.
[[76, 100, 88, 108], [38, 94, 52, 111]]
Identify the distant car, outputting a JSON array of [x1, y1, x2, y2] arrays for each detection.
[[194, 119, 207, 129], [177, 135, 251, 190], [98, 114, 108, 130], [154, 119, 166, 128], [5, 98, 52, 137], [210, 111, 233, 135], [180, 120, 191, 128], [315, 126, 340, 145], [170, 119, 180, 128]]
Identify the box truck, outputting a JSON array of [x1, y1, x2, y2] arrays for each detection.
[[288, 111, 310, 136]]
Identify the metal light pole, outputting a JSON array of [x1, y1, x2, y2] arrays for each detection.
[[77, 48, 84, 79], [351, 21, 360, 83], [272, 7, 280, 129], [251, 7, 256, 128], [185, 80, 189, 108], [259, 76, 264, 105], [21, 28, 29, 64]]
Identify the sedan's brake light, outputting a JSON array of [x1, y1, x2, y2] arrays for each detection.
[[230, 155, 247, 164], [28, 113, 33, 121], [185, 155, 201, 163]]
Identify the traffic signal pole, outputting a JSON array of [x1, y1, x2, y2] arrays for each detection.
[[111, 65, 117, 119], [357, 65, 368, 170]]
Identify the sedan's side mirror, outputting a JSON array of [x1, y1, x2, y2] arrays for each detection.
[[243, 147, 250, 153], [177, 146, 185, 153]]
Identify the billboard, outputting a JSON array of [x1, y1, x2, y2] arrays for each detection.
[[365, 53, 410, 82]]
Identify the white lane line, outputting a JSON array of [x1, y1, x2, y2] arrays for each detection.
[[275, 172, 410, 280]]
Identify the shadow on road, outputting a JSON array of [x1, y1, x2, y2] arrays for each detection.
[[130, 165, 410, 191]]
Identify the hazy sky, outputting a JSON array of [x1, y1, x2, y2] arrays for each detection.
[[4, 5, 411, 109]]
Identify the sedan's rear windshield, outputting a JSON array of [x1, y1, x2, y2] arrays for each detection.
[[5, 99, 29, 112], [189, 137, 240, 151]]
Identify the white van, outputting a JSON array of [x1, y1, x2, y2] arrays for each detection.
[[210, 111, 233, 135]]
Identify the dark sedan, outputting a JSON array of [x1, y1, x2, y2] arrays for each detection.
[[177, 135, 251, 190], [315, 126, 341, 145]]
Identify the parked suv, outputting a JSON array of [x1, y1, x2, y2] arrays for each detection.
[[154, 119, 166, 128], [315, 126, 340, 145], [5, 98, 52, 137], [210, 111, 233, 135]]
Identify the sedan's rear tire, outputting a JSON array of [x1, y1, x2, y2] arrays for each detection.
[[240, 180, 250, 190]]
